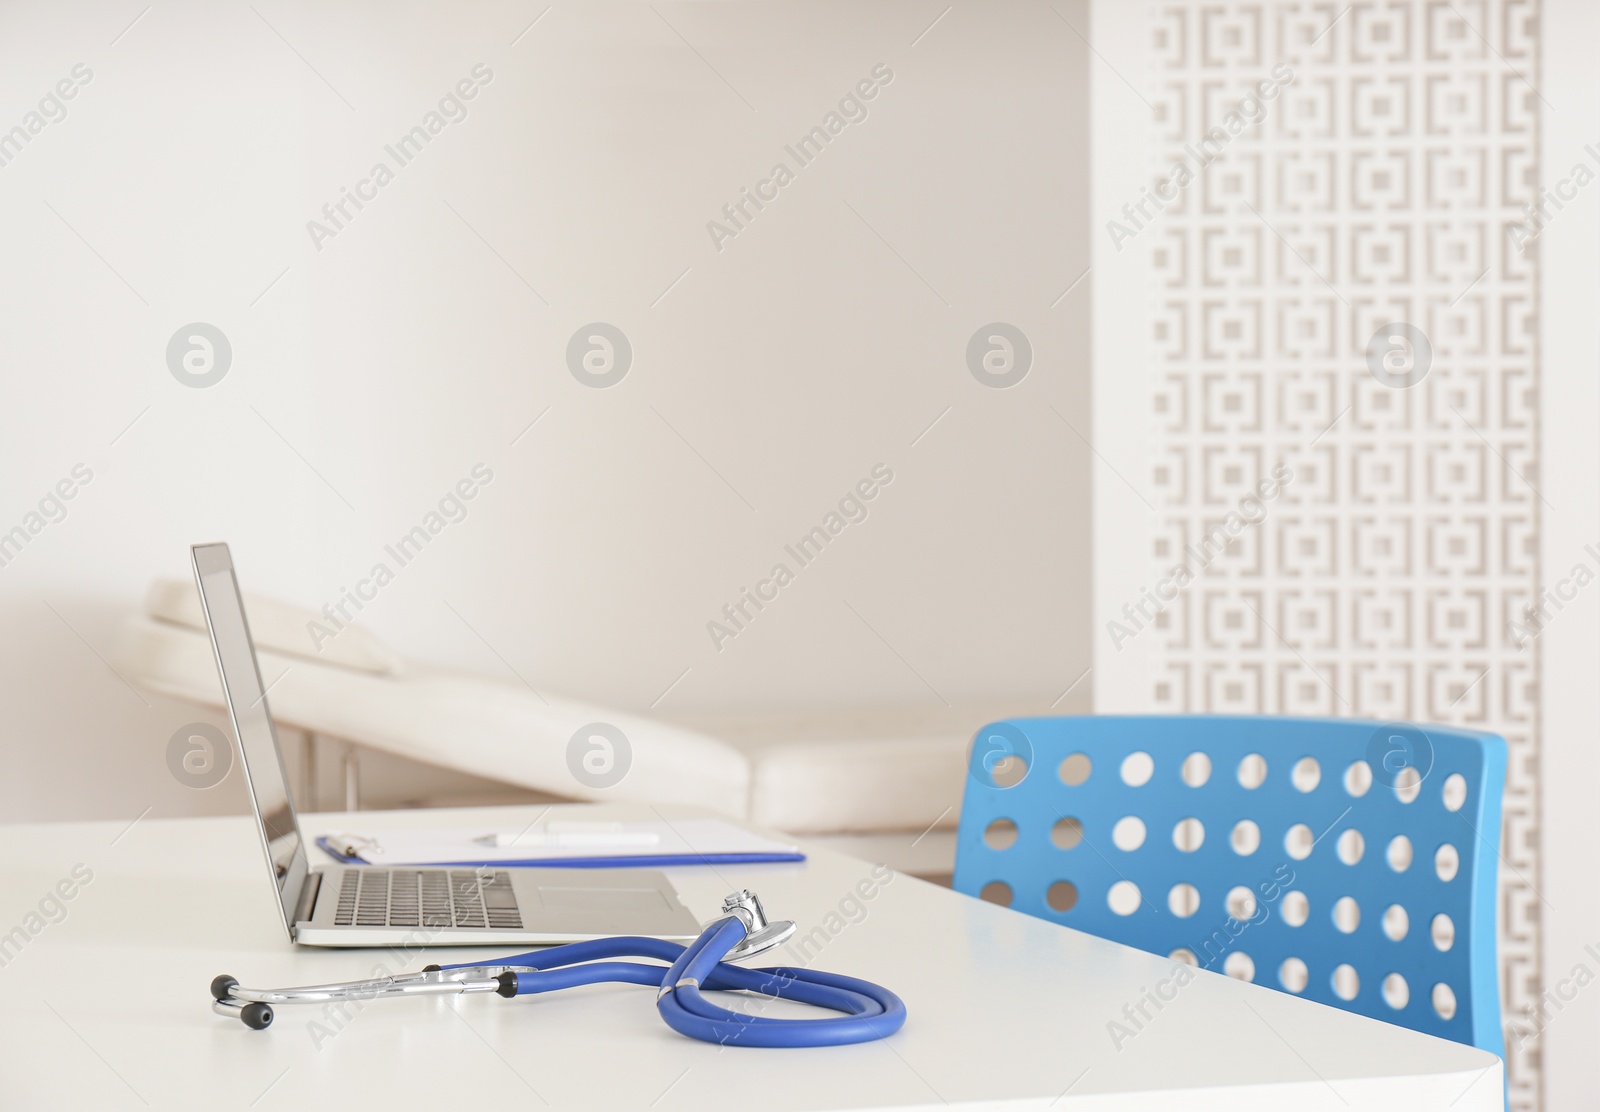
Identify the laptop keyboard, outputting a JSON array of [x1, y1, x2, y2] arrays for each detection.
[[332, 869, 523, 930]]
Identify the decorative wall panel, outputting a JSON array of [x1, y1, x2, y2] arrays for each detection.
[[1143, 2, 1541, 1105]]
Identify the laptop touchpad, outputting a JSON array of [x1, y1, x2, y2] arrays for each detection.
[[529, 884, 685, 933]]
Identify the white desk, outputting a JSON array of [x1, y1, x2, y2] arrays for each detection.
[[0, 804, 1501, 1109]]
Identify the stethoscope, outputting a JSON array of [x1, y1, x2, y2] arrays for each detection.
[[211, 889, 905, 1048]]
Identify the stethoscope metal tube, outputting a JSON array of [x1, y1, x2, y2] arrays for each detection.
[[209, 889, 906, 1048], [209, 967, 512, 1030]]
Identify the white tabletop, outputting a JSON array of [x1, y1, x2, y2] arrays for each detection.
[[0, 804, 1502, 1110]]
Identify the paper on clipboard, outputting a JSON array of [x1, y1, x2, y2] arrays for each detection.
[[318, 817, 803, 867]]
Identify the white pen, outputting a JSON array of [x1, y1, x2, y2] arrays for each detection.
[[471, 830, 662, 848]]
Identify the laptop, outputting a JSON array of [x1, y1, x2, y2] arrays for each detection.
[[191, 541, 703, 947]]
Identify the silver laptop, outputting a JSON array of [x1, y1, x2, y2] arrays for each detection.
[[191, 541, 702, 947]]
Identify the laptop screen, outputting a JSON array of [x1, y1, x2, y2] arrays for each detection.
[[192, 542, 308, 938]]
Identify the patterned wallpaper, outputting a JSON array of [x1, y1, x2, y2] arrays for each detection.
[[1140, 1, 1541, 1105]]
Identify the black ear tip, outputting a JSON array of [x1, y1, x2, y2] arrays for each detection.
[[210, 975, 239, 1001], [241, 1003, 274, 1030]]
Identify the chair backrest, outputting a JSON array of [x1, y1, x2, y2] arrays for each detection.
[[953, 715, 1505, 1057]]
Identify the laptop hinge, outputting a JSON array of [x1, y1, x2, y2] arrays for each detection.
[[292, 869, 322, 932]]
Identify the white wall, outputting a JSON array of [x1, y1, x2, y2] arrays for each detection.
[[1535, 1, 1600, 1105], [0, 1, 1092, 822]]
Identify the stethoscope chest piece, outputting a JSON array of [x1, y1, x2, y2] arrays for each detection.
[[710, 889, 795, 960]]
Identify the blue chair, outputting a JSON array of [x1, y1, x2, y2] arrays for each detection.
[[953, 715, 1505, 1060]]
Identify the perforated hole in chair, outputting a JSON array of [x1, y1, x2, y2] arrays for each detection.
[[1333, 896, 1360, 934], [1230, 820, 1260, 855], [1121, 751, 1154, 787], [1394, 765, 1422, 803], [1237, 753, 1267, 789], [1383, 904, 1409, 941], [979, 881, 1012, 907], [1051, 817, 1082, 850], [1172, 817, 1204, 851], [1112, 816, 1146, 851], [1058, 752, 1091, 786], [1337, 829, 1364, 865], [1332, 964, 1360, 1001], [1225, 885, 1256, 921], [1433, 982, 1458, 1020], [1167, 883, 1199, 917], [1442, 772, 1467, 812], [1181, 752, 1211, 787], [1279, 957, 1308, 993], [1383, 973, 1410, 1010], [1224, 952, 1255, 982], [1292, 757, 1321, 792], [1432, 913, 1455, 952], [1344, 760, 1372, 797], [1046, 881, 1078, 912], [1169, 948, 1197, 966], [1284, 823, 1314, 860], [1387, 834, 1413, 872], [991, 755, 1028, 788], [1108, 880, 1141, 916], [984, 819, 1018, 850], [1435, 843, 1460, 882], [1281, 890, 1309, 927]]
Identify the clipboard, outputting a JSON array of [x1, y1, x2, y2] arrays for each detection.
[[313, 817, 805, 869]]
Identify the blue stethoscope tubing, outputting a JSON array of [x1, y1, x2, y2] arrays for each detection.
[[434, 917, 906, 1047]]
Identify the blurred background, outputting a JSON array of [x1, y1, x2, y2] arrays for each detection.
[[0, 0, 1090, 823], [2, 1, 1597, 1108]]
